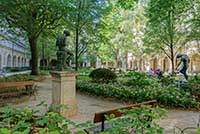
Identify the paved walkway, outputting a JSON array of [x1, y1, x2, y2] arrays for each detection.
[[15, 79, 199, 134]]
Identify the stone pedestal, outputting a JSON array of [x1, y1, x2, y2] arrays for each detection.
[[50, 71, 77, 117]]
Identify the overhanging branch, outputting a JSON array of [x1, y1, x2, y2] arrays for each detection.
[[160, 47, 171, 59]]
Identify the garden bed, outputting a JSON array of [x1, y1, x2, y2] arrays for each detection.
[[0, 102, 167, 134], [77, 70, 200, 109], [76, 80, 199, 109]]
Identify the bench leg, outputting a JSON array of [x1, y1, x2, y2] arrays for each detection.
[[101, 120, 105, 132]]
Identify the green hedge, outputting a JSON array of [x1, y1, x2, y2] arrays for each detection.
[[180, 75, 200, 94], [76, 80, 199, 109], [78, 68, 92, 75], [3, 67, 31, 73], [0, 74, 34, 82], [89, 68, 117, 83]]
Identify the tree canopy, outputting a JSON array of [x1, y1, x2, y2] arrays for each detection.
[[0, 0, 200, 73], [0, 0, 69, 75]]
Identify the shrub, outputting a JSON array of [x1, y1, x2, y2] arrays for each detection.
[[125, 76, 160, 88], [105, 105, 167, 134], [124, 71, 150, 78], [180, 75, 200, 94], [0, 104, 166, 134], [3, 67, 31, 73], [89, 68, 117, 83], [0, 74, 34, 82], [39, 70, 49, 76], [0, 105, 92, 133], [76, 80, 199, 109], [116, 71, 161, 88], [159, 76, 175, 86], [78, 68, 92, 76]]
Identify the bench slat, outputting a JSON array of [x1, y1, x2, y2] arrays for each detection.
[[93, 100, 157, 123], [0, 81, 34, 89]]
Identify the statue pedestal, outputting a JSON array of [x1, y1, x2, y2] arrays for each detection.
[[50, 71, 77, 117]]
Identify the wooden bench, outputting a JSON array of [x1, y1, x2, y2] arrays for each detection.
[[0, 81, 35, 99], [84, 100, 157, 134]]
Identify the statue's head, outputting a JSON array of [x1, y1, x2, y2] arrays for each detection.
[[64, 30, 70, 36], [176, 54, 183, 58]]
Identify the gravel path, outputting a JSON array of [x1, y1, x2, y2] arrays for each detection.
[[15, 78, 199, 134]]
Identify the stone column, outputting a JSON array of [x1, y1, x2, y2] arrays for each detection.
[[50, 71, 77, 117]]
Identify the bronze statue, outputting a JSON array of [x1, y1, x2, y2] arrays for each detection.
[[175, 54, 190, 80], [55, 30, 71, 71]]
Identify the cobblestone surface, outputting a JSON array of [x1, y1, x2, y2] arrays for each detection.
[[15, 78, 199, 134]]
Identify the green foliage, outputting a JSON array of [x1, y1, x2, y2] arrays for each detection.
[[143, 0, 196, 73], [63, 0, 109, 70], [197, 128, 200, 134], [0, 103, 167, 134], [76, 79, 199, 108], [157, 86, 198, 108], [159, 76, 176, 86], [89, 68, 117, 83], [3, 67, 31, 73], [124, 71, 160, 88], [36, 111, 75, 133], [0, 106, 37, 133], [78, 69, 92, 76], [0, 105, 93, 134], [0, 74, 34, 82], [39, 70, 50, 76], [105, 105, 167, 134], [116, 0, 137, 9], [180, 75, 200, 94], [0, 0, 70, 75], [97, 2, 147, 65], [189, 1, 200, 42]]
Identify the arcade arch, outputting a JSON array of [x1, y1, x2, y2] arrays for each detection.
[[190, 54, 200, 73], [18, 57, 21, 67], [0, 55, 2, 69], [7, 54, 11, 67], [163, 57, 170, 72], [13, 56, 17, 67], [152, 58, 158, 71], [21, 58, 24, 66]]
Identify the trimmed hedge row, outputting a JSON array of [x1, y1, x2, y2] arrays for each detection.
[[76, 80, 199, 109], [2, 67, 31, 73], [0, 74, 34, 82]]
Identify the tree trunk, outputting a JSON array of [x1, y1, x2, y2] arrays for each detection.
[[170, 43, 175, 74], [75, 0, 81, 71], [75, 27, 79, 71], [29, 37, 39, 75], [169, 8, 175, 74]]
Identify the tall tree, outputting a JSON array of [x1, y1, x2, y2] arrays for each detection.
[[188, 0, 200, 52], [96, 1, 147, 68], [64, 0, 108, 71], [0, 0, 68, 75], [144, 0, 195, 73]]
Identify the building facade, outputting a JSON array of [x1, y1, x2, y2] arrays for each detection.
[[96, 42, 200, 73], [127, 43, 200, 73], [0, 29, 30, 69]]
